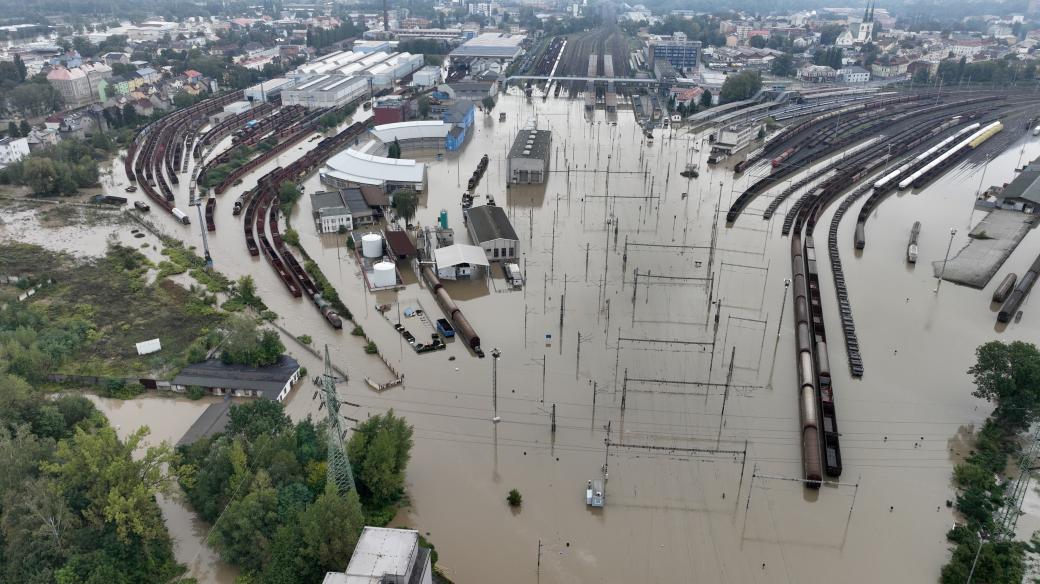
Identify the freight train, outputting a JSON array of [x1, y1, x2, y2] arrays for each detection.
[[421, 265, 482, 355], [999, 255, 1040, 323]]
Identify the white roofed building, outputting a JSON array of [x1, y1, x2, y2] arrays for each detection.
[[321, 143, 428, 193], [321, 527, 432, 584]]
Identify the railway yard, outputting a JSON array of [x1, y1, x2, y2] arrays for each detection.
[[17, 67, 1040, 582]]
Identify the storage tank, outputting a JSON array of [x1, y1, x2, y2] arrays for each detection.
[[362, 233, 383, 258], [372, 261, 396, 287], [439, 209, 449, 229]]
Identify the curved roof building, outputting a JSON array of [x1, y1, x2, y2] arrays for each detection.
[[321, 145, 427, 192]]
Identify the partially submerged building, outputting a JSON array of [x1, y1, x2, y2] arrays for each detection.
[[994, 157, 1040, 213], [310, 188, 377, 233], [170, 355, 301, 402], [434, 243, 489, 280], [507, 121, 551, 185], [321, 527, 432, 584], [321, 143, 428, 192], [465, 204, 519, 261]]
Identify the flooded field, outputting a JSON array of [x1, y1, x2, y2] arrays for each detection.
[[14, 90, 1040, 583]]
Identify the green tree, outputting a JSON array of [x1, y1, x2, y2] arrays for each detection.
[[22, 157, 60, 195], [297, 487, 364, 572], [220, 314, 285, 367], [346, 410, 413, 507], [209, 471, 281, 568], [417, 95, 430, 118], [228, 400, 291, 441], [7, 121, 19, 137], [719, 70, 761, 104], [391, 188, 419, 224], [387, 138, 401, 159], [967, 341, 1040, 431], [700, 89, 712, 108], [748, 35, 766, 49], [46, 426, 178, 543], [481, 95, 496, 111], [18, 119, 31, 137], [770, 53, 795, 77]]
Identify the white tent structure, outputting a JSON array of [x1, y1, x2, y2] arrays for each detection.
[[434, 244, 489, 280]]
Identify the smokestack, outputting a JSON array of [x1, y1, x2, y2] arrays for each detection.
[[383, 0, 389, 32]]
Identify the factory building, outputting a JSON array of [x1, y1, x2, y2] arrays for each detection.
[[281, 74, 371, 109], [244, 77, 296, 102], [448, 32, 526, 74], [507, 122, 551, 184], [465, 204, 519, 261]]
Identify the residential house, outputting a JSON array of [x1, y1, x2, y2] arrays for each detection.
[[0, 137, 30, 168], [838, 65, 870, 83]]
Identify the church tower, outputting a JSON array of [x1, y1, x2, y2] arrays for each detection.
[[858, 1, 875, 43]]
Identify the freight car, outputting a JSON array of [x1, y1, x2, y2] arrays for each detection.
[[993, 273, 1018, 304], [999, 255, 1040, 323]]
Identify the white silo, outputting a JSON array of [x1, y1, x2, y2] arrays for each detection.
[[361, 233, 383, 258], [372, 261, 396, 287]]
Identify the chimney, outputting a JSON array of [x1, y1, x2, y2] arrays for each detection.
[[383, 0, 389, 32]]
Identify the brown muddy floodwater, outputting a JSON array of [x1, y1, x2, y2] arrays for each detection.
[[86, 395, 239, 584], [21, 90, 1040, 583]]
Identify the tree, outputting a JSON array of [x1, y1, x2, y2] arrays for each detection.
[[481, 95, 496, 111], [391, 189, 418, 224], [967, 341, 1040, 432], [220, 314, 285, 367], [22, 157, 61, 195], [7, 121, 19, 137], [297, 487, 364, 572], [387, 138, 401, 159], [209, 471, 281, 568], [417, 95, 430, 119], [227, 400, 291, 441], [770, 53, 795, 77], [19, 119, 31, 136], [507, 488, 522, 507], [719, 70, 761, 104], [346, 410, 413, 507], [749, 35, 766, 49], [819, 24, 845, 46], [236, 274, 257, 304], [912, 68, 930, 84], [700, 89, 712, 108], [278, 181, 302, 212], [46, 426, 178, 543]]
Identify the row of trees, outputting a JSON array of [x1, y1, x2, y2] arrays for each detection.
[[940, 341, 1040, 583], [306, 20, 366, 50], [936, 56, 1037, 86], [178, 401, 414, 582], [220, 314, 286, 367]]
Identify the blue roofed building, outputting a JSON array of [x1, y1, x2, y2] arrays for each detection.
[[442, 99, 474, 151]]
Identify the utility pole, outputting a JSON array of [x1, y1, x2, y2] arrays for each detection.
[[768, 279, 791, 388], [491, 348, 501, 423], [935, 227, 957, 294], [551, 403, 557, 433], [717, 347, 736, 447]]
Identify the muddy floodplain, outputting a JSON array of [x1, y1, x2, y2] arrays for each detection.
[[72, 91, 1040, 583]]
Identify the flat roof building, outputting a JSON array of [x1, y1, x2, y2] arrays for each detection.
[[465, 204, 519, 261], [507, 123, 551, 185], [997, 157, 1040, 213], [244, 77, 296, 102], [649, 38, 702, 71], [321, 527, 432, 584]]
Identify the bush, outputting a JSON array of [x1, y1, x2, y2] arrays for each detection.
[[187, 385, 206, 400], [100, 378, 143, 399], [507, 489, 522, 507], [297, 334, 313, 345], [364, 341, 378, 354], [351, 325, 365, 336]]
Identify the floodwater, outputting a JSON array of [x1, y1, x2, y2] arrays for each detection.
[[24, 90, 1040, 582], [85, 394, 239, 584]]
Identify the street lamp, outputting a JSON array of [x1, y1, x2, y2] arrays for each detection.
[[768, 278, 792, 389], [491, 348, 501, 423], [935, 228, 957, 294]]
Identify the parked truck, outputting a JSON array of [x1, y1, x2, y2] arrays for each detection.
[[171, 208, 191, 225]]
